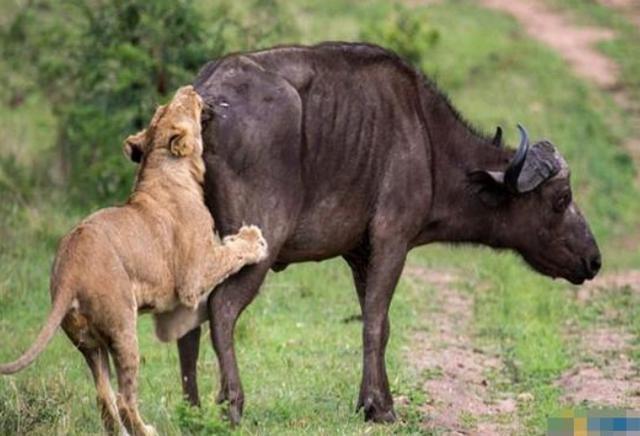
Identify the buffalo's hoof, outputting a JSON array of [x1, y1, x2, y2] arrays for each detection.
[[217, 390, 244, 426], [227, 404, 242, 426], [357, 394, 397, 423], [184, 394, 200, 408], [365, 407, 397, 423]]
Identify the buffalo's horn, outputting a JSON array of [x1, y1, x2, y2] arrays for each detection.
[[504, 124, 529, 192], [492, 126, 503, 147]]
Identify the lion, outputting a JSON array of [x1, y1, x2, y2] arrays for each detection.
[[0, 85, 267, 435]]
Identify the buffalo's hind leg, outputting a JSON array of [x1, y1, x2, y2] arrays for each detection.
[[344, 243, 370, 316], [208, 262, 272, 425], [177, 326, 201, 406], [352, 237, 408, 423]]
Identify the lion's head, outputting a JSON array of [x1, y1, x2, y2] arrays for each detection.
[[124, 85, 204, 163]]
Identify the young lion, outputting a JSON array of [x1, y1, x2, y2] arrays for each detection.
[[0, 86, 267, 435]]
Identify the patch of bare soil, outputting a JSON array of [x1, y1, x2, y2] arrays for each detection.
[[559, 274, 640, 409], [559, 323, 640, 409], [404, 265, 519, 435], [577, 269, 640, 302]]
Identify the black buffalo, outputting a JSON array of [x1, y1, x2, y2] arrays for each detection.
[[131, 42, 601, 423]]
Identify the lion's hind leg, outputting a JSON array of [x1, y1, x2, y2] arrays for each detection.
[[110, 323, 157, 436], [80, 345, 122, 435], [63, 310, 123, 434]]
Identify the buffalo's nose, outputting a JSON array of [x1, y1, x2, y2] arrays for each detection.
[[584, 254, 601, 278]]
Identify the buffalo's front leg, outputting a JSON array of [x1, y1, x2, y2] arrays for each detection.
[[344, 245, 369, 312], [177, 326, 201, 406], [208, 262, 271, 424], [356, 239, 407, 423]]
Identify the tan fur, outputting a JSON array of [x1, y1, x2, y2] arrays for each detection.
[[0, 86, 267, 436]]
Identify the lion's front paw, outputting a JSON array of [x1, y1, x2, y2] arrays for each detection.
[[236, 225, 262, 242], [226, 225, 268, 264], [239, 225, 268, 263]]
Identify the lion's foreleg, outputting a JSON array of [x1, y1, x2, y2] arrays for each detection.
[[202, 225, 268, 291]]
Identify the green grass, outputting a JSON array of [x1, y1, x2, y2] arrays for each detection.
[[1, 0, 639, 434]]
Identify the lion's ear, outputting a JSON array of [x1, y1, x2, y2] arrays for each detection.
[[169, 124, 196, 157], [124, 129, 146, 163]]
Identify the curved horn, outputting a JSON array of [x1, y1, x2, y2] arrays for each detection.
[[504, 124, 529, 192], [492, 126, 503, 147]]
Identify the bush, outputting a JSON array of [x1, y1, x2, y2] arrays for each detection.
[[2, 0, 297, 205]]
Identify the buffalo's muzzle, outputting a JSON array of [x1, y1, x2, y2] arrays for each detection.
[[582, 253, 602, 280]]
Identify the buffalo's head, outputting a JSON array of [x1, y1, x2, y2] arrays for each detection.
[[471, 125, 601, 284]]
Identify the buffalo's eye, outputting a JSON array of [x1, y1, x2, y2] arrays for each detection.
[[553, 191, 572, 213]]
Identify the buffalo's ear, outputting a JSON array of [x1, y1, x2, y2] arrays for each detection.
[[123, 129, 146, 163], [470, 170, 504, 185], [168, 124, 196, 157], [468, 170, 510, 207]]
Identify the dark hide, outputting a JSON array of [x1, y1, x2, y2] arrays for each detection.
[[138, 43, 601, 423]]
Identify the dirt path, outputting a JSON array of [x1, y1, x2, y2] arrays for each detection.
[[403, 265, 640, 433], [404, 266, 521, 435]]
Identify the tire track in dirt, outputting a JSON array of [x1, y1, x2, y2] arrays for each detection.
[[404, 266, 521, 435]]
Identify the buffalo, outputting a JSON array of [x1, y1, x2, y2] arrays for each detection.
[[128, 42, 601, 423]]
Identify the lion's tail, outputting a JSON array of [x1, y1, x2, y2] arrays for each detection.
[[0, 288, 73, 375]]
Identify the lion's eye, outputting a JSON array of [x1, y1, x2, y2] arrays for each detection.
[[553, 192, 571, 213]]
